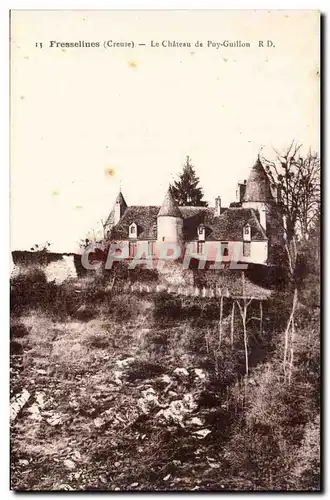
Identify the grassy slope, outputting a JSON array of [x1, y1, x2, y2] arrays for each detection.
[[10, 272, 320, 491], [11, 297, 234, 491]]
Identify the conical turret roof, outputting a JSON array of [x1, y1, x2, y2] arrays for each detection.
[[243, 158, 274, 203], [158, 188, 182, 217], [104, 190, 128, 228], [115, 190, 127, 208]]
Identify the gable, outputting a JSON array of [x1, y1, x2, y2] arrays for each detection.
[[204, 208, 267, 241], [110, 206, 159, 240]]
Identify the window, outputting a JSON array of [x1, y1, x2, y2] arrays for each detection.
[[198, 224, 205, 241], [129, 242, 137, 258], [197, 241, 204, 254], [129, 223, 137, 238], [243, 224, 251, 242], [221, 242, 229, 257], [243, 242, 251, 257]]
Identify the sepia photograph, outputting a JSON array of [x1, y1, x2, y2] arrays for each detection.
[[10, 9, 320, 491]]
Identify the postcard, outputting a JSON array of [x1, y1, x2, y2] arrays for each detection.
[[10, 10, 320, 492]]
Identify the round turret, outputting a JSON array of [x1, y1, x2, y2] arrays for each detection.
[[157, 188, 183, 242]]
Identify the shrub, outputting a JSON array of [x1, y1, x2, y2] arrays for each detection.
[[290, 415, 320, 490], [153, 291, 182, 320], [10, 267, 49, 313], [10, 340, 24, 356], [74, 304, 98, 322], [10, 321, 29, 339]]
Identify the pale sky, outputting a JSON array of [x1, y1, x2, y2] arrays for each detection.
[[10, 10, 320, 252]]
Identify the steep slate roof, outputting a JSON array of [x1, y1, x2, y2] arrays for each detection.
[[158, 188, 182, 217], [243, 158, 274, 203], [203, 207, 267, 241], [111, 206, 160, 240], [110, 205, 267, 241], [105, 191, 128, 228], [115, 191, 128, 207]]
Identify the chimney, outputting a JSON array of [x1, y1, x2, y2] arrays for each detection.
[[236, 181, 247, 203], [215, 196, 221, 217]]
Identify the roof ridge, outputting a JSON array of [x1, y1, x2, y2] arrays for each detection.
[[129, 205, 160, 208]]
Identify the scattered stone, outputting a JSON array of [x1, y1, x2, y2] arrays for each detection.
[[161, 374, 172, 384], [209, 463, 220, 469], [188, 417, 203, 426], [58, 484, 74, 491], [94, 417, 104, 428], [183, 393, 197, 411], [46, 413, 63, 426], [173, 367, 189, 377], [155, 392, 198, 428], [71, 450, 81, 461], [99, 474, 107, 484], [10, 389, 30, 422], [35, 391, 46, 407], [163, 474, 171, 481], [113, 370, 123, 385], [18, 459, 29, 466], [129, 482, 139, 488], [69, 400, 80, 410], [116, 357, 135, 368], [63, 459, 76, 470], [194, 368, 206, 380], [172, 460, 181, 466], [193, 429, 211, 439], [142, 387, 155, 395], [27, 403, 42, 422]]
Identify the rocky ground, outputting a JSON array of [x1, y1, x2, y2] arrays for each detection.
[[10, 305, 238, 492]]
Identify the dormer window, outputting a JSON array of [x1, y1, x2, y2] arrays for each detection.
[[129, 222, 137, 239], [198, 224, 205, 241], [243, 224, 251, 242]]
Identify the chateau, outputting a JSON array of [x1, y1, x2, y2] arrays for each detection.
[[104, 158, 284, 266]]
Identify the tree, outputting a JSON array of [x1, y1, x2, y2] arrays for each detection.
[[263, 142, 320, 246], [262, 142, 320, 382], [30, 241, 51, 253], [296, 152, 320, 240], [170, 156, 208, 206]]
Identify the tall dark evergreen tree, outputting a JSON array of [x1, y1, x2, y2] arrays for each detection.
[[170, 156, 208, 206]]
